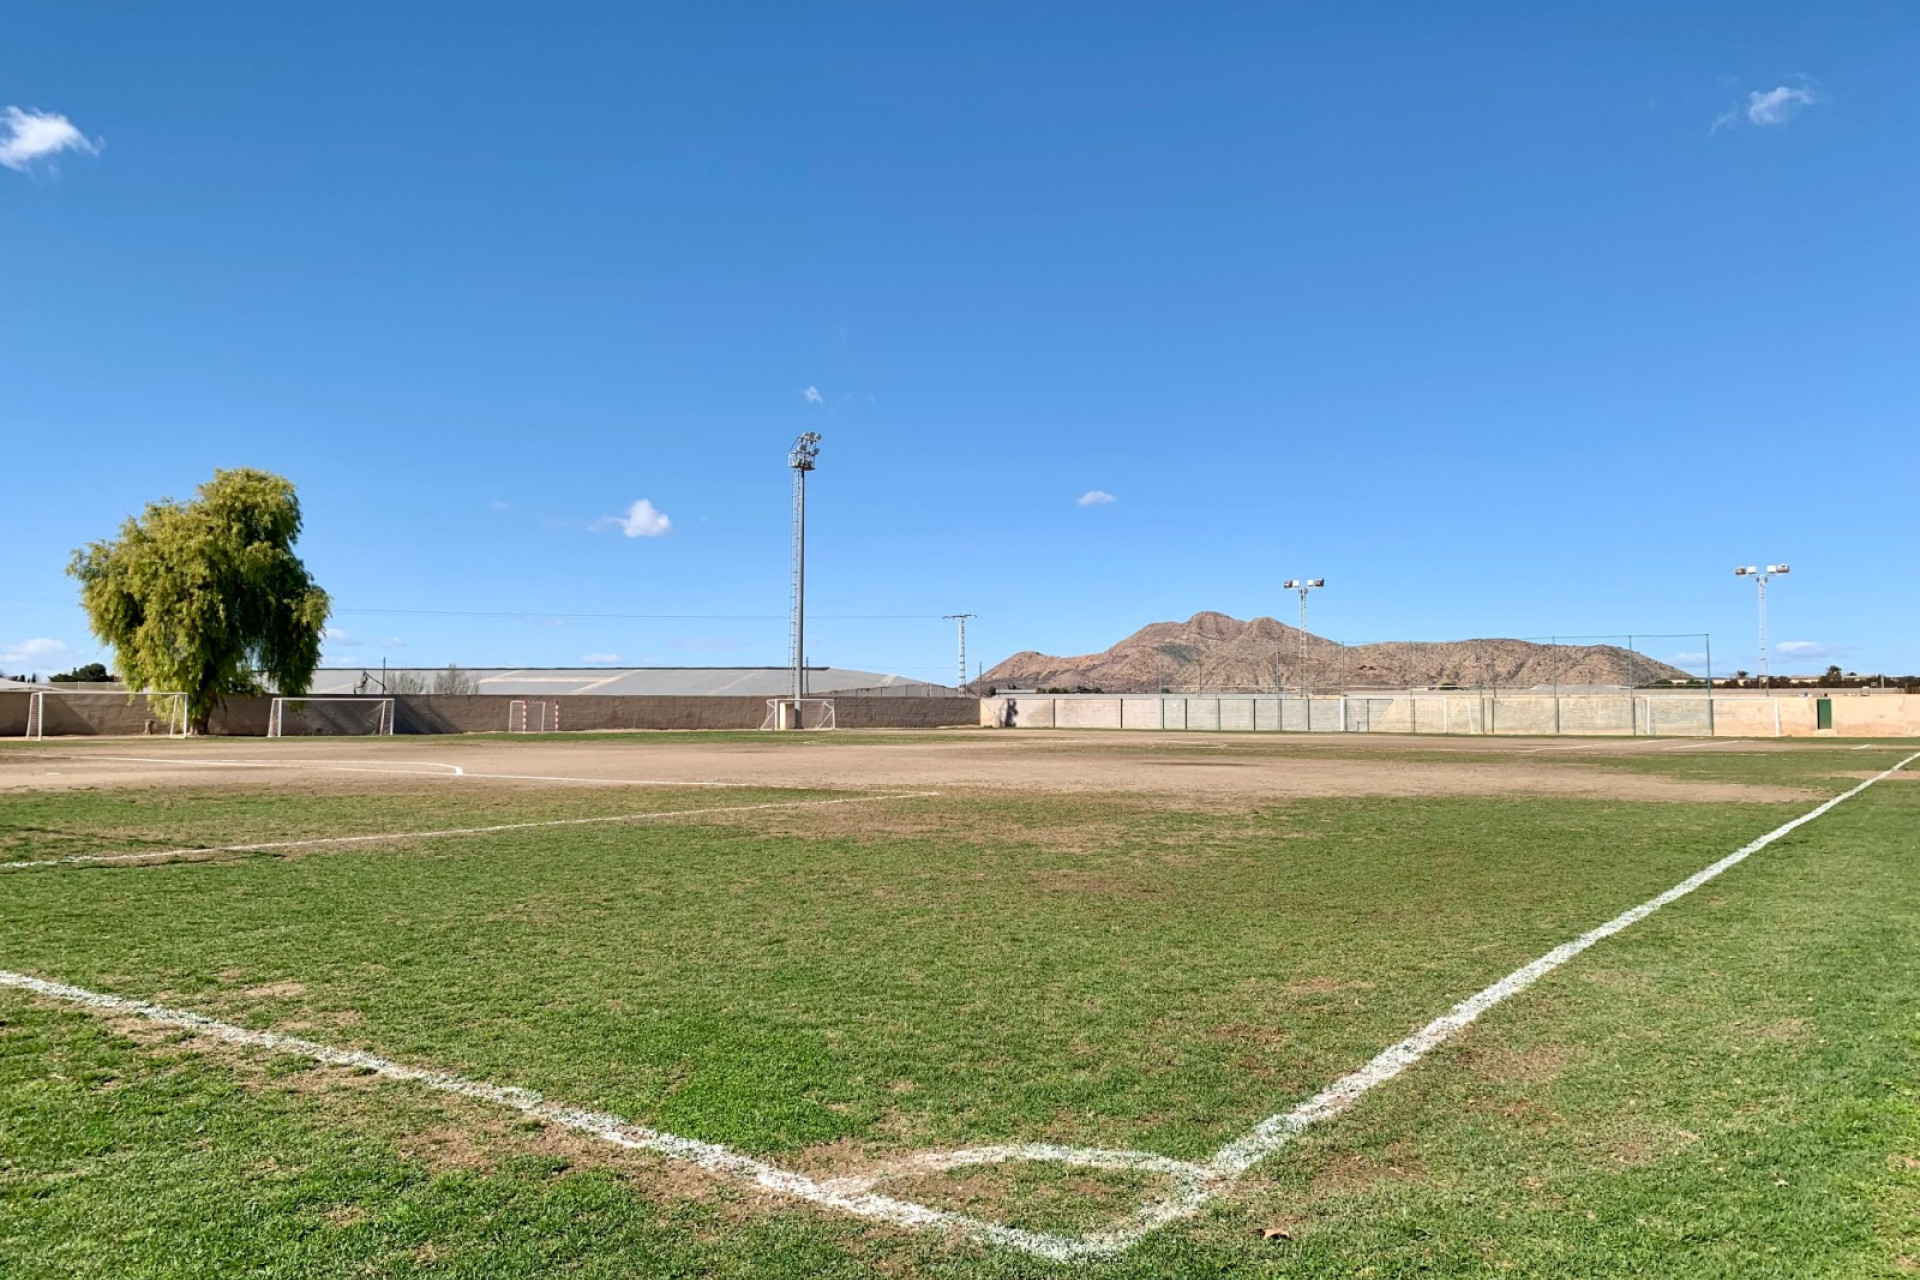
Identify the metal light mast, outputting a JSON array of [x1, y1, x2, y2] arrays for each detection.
[[789, 433, 822, 718], [1734, 563, 1789, 688], [1282, 578, 1325, 698], [943, 614, 975, 690]]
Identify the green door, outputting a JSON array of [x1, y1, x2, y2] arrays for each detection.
[[1816, 698, 1833, 730]]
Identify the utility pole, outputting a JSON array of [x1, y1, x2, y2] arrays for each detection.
[[788, 433, 822, 725], [1734, 564, 1789, 688], [1282, 578, 1325, 698], [943, 614, 975, 691]]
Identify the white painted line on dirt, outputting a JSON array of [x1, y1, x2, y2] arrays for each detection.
[[1207, 749, 1920, 1177], [0, 968, 1199, 1262], [80, 755, 741, 788], [0, 793, 941, 871], [1663, 740, 1742, 750]]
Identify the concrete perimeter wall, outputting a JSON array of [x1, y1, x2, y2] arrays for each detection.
[[0, 690, 979, 737], [982, 691, 1920, 738]]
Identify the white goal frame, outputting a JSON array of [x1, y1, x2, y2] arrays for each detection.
[[760, 697, 837, 731], [21, 689, 189, 739], [507, 699, 562, 732], [267, 696, 396, 738]]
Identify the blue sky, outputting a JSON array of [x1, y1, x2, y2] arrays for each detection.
[[4, 3, 1916, 683]]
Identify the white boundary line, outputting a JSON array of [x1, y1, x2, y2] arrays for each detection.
[[4, 751, 1913, 1259], [1207, 748, 1920, 1176], [0, 793, 939, 871], [73, 754, 751, 788], [0, 968, 1182, 1260]]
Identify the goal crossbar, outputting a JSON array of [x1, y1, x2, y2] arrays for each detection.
[[267, 696, 396, 738], [21, 689, 189, 739]]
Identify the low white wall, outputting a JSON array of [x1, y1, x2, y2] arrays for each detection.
[[980, 691, 1920, 737]]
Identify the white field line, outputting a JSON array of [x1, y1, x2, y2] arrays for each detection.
[[5, 753, 1912, 1259], [0, 793, 940, 871], [1207, 748, 1920, 1176], [0, 968, 1186, 1262], [77, 754, 751, 788]]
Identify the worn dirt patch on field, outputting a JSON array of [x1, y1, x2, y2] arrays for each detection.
[[2, 734, 1816, 804]]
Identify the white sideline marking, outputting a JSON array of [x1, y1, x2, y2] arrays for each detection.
[[5, 753, 1912, 1259], [82, 755, 743, 788], [0, 793, 940, 871], [0, 968, 1197, 1261], [1208, 748, 1920, 1176]]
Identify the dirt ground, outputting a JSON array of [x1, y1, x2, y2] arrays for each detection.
[[0, 729, 1829, 804]]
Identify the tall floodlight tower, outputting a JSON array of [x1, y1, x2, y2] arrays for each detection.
[[943, 614, 975, 690], [1282, 578, 1325, 697], [1734, 563, 1789, 688], [789, 433, 822, 719]]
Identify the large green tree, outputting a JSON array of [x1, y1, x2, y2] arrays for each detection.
[[68, 468, 331, 733]]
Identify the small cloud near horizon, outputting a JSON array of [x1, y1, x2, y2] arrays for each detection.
[[1669, 651, 1709, 666], [1077, 490, 1117, 507], [1775, 639, 1838, 659], [322, 627, 403, 650], [1712, 82, 1818, 134], [593, 499, 672, 538], [0, 107, 102, 173], [581, 652, 621, 665], [1, 637, 80, 669]]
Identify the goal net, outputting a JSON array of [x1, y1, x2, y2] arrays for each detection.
[[507, 699, 562, 732], [760, 697, 837, 730], [268, 697, 396, 738], [21, 689, 189, 739]]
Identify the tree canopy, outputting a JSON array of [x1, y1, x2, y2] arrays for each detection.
[[68, 468, 331, 732]]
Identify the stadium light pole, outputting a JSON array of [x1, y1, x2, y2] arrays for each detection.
[[1282, 578, 1325, 698], [788, 433, 822, 724], [1734, 563, 1789, 689], [943, 614, 975, 691]]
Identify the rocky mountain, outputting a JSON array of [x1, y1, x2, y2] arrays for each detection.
[[979, 611, 1690, 693]]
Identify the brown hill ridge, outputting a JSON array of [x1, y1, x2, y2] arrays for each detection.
[[980, 612, 1690, 692]]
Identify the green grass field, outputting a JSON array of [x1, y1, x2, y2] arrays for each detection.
[[3, 737, 1918, 1277]]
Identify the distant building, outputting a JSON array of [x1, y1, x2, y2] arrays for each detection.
[[308, 666, 958, 698]]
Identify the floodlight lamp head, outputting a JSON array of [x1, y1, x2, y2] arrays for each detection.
[[1767, 564, 1790, 575], [1735, 566, 1757, 576], [789, 432, 822, 471], [1307, 578, 1326, 588], [1282, 579, 1300, 589]]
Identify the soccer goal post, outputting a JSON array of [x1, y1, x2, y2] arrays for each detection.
[[759, 697, 837, 730], [507, 699, 561, 732], [267, 696, 396, 738], [21, 689, 189, 739]]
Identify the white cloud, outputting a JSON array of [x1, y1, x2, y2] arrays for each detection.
[[1077, 489, 1117, 506], [802, 385, 824, 405], [1775, 639, 1836, 659], [1, 637, 79, 668], [1747, 85, 1816, 126], [1669, 651, 1709, 666], [1711, 82, 1819, 134], [0, 107, 102, 173], [322, 627, 403, 650], [488, 499, 510, 511], [581, 652, 621, 664], [593, 498, 672, 538]]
